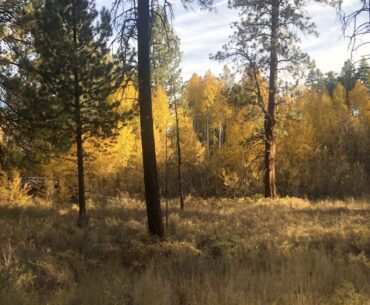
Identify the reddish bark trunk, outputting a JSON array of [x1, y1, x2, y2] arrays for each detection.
[[264, 0, 279, 199]]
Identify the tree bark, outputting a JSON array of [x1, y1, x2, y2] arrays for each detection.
[[74, 76, 88, 227], [137, 0, 164, 237], [174, 99, 184, 210], [264, 0, 279, 199], [218, 121, 222, 148], [72, 0, 88, 227], [206, 112, 210, 159], [164, 123, 169, 231]]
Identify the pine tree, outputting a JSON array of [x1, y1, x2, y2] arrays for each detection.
[[306, 62, 325, 91], [215, 0, 330, 198], [113, 0, 213, 236], [356, 58, 370, 91], [324, 71, 339, 97], [33, 0, 121, 227], [339, 60, 357, 104], [137, 0, 164, 236]]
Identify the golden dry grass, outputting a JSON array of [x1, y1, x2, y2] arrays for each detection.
[[0, 196, 369, 304]]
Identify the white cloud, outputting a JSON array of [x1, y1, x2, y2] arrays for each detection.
[[173, 0, 236, 79]]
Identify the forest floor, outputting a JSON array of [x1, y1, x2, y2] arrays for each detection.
[[0, 196, 370, 305]]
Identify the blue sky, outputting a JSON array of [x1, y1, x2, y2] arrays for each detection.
[[97, 0, 370, 80]]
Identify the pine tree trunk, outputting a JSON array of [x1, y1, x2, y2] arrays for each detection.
[[219, 121, 222, 148], [72, 0, 87, 227], [206, 112, 210, 159], [164, 123, 169, 231], [75, 85, 88, 227], [264, 0, 279, 199], [174, 100, 184, 210], [137, 0, 164, 237]]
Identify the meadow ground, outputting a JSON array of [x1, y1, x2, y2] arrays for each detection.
[[0, 196, 370, 305]]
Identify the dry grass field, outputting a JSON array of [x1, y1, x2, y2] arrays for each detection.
[[1, 196, 370, 305]]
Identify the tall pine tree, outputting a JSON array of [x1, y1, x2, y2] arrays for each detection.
[[113, 0, 213, 236], [33, 0, 121, 227], [339, 59, 357, 105], [216, 0, 330, 198], [356, 58, 370, 91]]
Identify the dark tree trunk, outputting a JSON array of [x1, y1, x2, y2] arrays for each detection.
[[174, 100, 184, 210], [264, 0, 279, 199], [218, 121, 222, 148], [164, 124, 169, 231], [206, 112, 210, 159], [74, 79, 88, 227], [137, 0, 164, 237], [72, 0, 88, 227]]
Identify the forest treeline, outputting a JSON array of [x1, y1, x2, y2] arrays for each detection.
[[0, 0, 369, 232]]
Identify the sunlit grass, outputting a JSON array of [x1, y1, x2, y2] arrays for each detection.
[[0, 196, 369, 304]]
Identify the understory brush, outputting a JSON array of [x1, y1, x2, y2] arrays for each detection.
[[0, 170, 31, 206]]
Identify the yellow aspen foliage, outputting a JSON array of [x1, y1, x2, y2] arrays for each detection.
[[349, 81, 370, 120], [177, 108, 205, 165], [87, 82, 140, 176], [202, 70, 218, 111], [152, 86, 172, 167], [332, 83, 347, 108], [43, 82, 143, 198], [153, 86, 171, 130], [186, 73, 203, 109], [186, 71, 222, 121], [278, 92, 316, 195], [277, 84, 368, 197]]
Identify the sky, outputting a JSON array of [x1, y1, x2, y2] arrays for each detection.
[[97, 0, 370, 80]]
